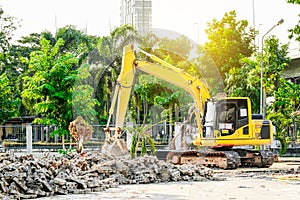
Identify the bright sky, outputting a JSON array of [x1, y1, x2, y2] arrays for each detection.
[[1, 0, 300, 50]]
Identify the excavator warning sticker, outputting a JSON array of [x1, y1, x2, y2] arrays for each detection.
[[222, 129, 229, 134], [219, 123, 233, 129]]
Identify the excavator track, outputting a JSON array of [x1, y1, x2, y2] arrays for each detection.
[[164, 148, 274, 169], [166, 150, 241, 169], [234, 149, 274, 168]]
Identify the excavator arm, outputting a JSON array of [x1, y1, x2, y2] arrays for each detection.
[[106, 45, 210, 141]]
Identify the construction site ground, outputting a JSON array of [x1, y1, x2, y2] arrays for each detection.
[[37, 157, 300, 200]]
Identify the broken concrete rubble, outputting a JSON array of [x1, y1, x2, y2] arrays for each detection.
[[0, 152, 219, 199]]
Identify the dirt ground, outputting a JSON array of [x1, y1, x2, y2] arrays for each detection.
[[37, 158, 300, 200]]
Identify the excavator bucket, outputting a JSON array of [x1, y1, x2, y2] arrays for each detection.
[[101, 128, 128, 157], [101, 138, 128, 157]]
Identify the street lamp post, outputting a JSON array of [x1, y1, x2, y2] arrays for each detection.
[[260, 19, 284, 118]]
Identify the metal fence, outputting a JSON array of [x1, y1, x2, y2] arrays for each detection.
[[1, 122, 300, 156], [0, 123, 173, 151]]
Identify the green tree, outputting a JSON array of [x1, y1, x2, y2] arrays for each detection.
[[262, 37, 290, 155], [127, 125, 156, 158], [13, 32, 57, 116], [263, 37, 289, 96], [56, 25, 98, 65], [21, 38, 97, 139], [227, 35, 291, 153], [72, 64, 100, 124], [226, 36, 289, 113], [0, 73, 20, 123], [156, 35, 192, 60], [0, 7, 19, 74], [131, 34, 198, 129], [94, 25, 139, 123], [133, 75, 161, 124], [287, 0, 300, 43], [0, 7, 21, 121], [287, 0, 300, 3], [269, 79, 300, 155], [17, 26, 98, 67], [14, 26, 98, 117], [225, 56, 261, 112], [201, 10, 256, 92]]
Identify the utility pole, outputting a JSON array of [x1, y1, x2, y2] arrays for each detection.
[[260, 19, 284, 118]]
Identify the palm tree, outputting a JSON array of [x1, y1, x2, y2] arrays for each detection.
[[93, 25, 140, 123]]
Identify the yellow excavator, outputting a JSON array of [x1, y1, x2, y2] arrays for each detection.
[[103, 44, 274, 169]]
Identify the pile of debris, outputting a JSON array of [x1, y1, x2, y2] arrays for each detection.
[[0, 152, 220, 199]]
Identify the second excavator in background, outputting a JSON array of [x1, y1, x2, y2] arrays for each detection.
[[103, 44, 275, 169]]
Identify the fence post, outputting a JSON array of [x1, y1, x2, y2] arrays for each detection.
[[126, 122, 133, 150], [54, 126, 58, 143], [26, 123, 32, 154], [34, 125, 38, 142], [174, 122, 181, 150], [46, 125, 50, 142], [41, 125, 44, 142]]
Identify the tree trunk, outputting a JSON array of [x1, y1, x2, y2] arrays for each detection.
[[175, 104, 179, 122], [274, 75, 279, 112], [62, 134, 65, 150], [143, 98, 148, 124], [152, 110, 157, 140], [168, 105, 173, 146], [77, 135, 84, 153]]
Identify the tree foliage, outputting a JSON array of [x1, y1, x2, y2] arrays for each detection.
[[127, 125, 156, 158], [0, 7, 18, 66], [56, 25, 98, 65], [72, 64, 100, 124], [0, 7, 21, 123], [94, 25, 139, 123], [287, 0, 300, 3], [226, 33, 293, 154], [0, 8, 20, 78], [263, 37, 290, 93], [268, 79, 300, 155], [0, 73, 20, 123], [227, 36, 289, 113], [262, 37, 292, 155], [130, 34, 197, 127], [226, 57, 260, 112], [202, 10, 256, 92], [21, 38, 91, 137], [287, 0, 300, 42]]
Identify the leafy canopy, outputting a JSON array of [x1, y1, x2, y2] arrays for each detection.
[[202, 10, 256, 92], [21, 38, 78, 136], [0, 73, 20, 123]]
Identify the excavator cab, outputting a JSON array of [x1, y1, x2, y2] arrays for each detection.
[[200, 97, 273, 148], [215, 98, 251, 138], [202, 98, 249, 138], [217, 102, 237, 136]]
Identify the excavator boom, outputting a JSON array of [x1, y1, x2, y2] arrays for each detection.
[[106, 45, 210, 141]]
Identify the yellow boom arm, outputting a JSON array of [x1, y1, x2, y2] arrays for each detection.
[[107, 45, 210, 139]]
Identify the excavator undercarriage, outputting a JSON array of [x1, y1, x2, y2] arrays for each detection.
[[162, 148, 274, 169]]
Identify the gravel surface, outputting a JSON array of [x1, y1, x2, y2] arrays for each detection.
[[36, 160, 300, 200]]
